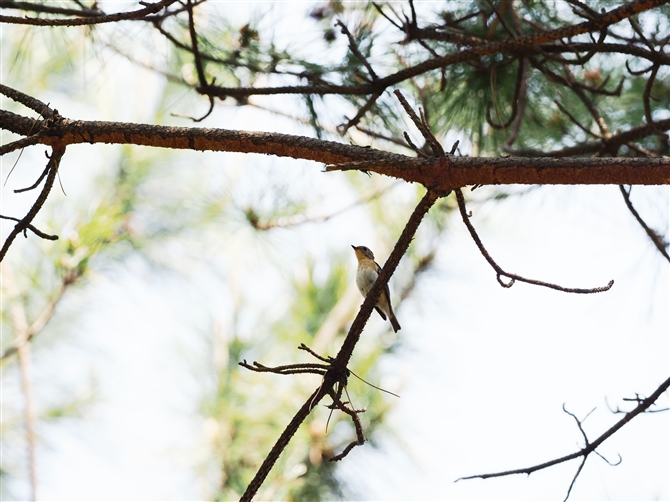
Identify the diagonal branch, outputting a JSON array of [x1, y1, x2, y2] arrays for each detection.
[[239, 188, 443, 502], [0, 134, 42, 156], [0, 145, 65, 262], [336, 20, 378, 81], [0, 83, 54, 119], [619, 185, 670, 262], [457, 376, 670, 501]]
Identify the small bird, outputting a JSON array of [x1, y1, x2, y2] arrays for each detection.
[[351, 245, 401, 332]]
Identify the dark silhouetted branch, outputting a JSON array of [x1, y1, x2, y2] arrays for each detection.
[[455, 188, 614, 294], [619, 185, 670, 262], [457, 377, 670, 501]]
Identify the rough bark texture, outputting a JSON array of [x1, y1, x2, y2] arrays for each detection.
[[2, 111, 668, 188]]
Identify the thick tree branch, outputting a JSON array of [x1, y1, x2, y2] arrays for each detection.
[[2, 109, 669, 189]]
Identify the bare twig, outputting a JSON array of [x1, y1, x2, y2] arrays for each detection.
[[185, 0, 207, 89], [14, 164, 50, 193], [0, 134, 42, 156], [239, 359, 328, 376], [455, 188, 614, 294], [643, 64, 666, 138], [0, 0, 104, 18], [0, 83, 54, 119], [327, 389, 366, 462], [171, 95, 215, 123], [487, 57, 527, 130], [553, 100, 601, 139], [619, 185, 670, 262], [338, 92, 383, 134], [0, 145, 65, 262], [336, 20, 378, 81], [457, 376, 670, 501], [0, 215, 58, 242], [393, 90, 444, 156]]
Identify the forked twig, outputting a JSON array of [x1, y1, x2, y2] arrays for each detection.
[[0, 145, 65, 262], [327, 388, 366, 462], [457, 376, 670, 501]]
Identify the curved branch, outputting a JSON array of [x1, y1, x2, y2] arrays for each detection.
[[455, 188, 613, 294], [486, 58, 527, 130]]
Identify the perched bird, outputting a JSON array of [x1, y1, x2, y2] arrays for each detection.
[[351, 245, 401, 332]]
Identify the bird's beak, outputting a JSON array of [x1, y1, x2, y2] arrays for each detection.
[[351, 245, 356, 250]]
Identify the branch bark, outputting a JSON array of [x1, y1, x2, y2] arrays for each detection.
[[1, 110, 668, 189]]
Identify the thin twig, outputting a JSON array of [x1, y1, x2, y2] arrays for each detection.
[[0, 83, 54, 119], [14, 164, 50, 193], [185, 0, 207, 89], [328, 389, 366, 462], [455, 188, 614, 294], [338, 92, 383, 134], [619, 185, 670, 262], [336, 20, 378, 81], [0, 215, 58, 241]]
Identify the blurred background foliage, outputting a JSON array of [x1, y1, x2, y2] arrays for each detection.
[[1, 0, 668, 500]]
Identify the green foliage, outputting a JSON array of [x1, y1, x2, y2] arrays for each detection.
[[159, 0, 667, 157]]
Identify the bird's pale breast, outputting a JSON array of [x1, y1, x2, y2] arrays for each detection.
[[356, 263, 379, 296]]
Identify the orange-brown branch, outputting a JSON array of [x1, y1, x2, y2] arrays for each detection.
[[2, 111, 669, 189]]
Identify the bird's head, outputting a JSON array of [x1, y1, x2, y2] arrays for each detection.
[[352, 245, 375, 261]]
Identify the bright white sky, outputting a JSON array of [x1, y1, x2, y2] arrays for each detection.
[[1, 2, 668, 501]]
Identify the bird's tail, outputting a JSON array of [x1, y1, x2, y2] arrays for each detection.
[[390, 314, 401, 333]]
